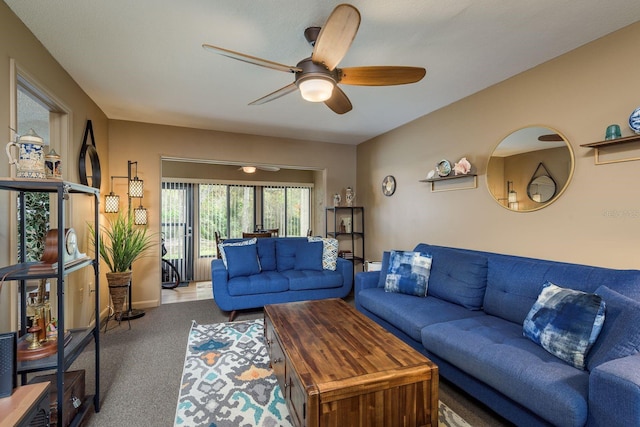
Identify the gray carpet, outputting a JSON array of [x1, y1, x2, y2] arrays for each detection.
[[64, 298, 510, 427]]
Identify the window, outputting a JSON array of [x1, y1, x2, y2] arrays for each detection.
[[262, 186, 311, 237], [199, 184, 255, 242], [16, 82, 52, 261]]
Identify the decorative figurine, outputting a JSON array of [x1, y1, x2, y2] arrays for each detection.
[[333, 193, 341, 207], [45, 148, 62, 179]]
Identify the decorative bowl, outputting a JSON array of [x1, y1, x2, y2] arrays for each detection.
[[629, 106, 640, 134]]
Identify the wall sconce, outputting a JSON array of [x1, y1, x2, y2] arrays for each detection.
[[507, 181, 519, 210], [105, 160, 148, 217], [128, 161, 144, 198], [105, 176, 120, 213], [134, 201, 148, 225]]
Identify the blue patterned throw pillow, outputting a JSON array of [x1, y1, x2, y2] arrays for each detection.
[[308, 236, 339, 270], [384, 250, 432, 297], [523, 282, 606, 370]]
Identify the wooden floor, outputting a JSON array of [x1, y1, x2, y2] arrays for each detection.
[[161, 281, 213, 304]]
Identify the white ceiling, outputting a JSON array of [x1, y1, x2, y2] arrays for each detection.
[[5, 1, 640, 145]]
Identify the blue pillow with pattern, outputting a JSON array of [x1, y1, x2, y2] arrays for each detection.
[[523, 282, 606, 370], [384, 250, 432, 297]]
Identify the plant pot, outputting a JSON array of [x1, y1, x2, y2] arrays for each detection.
[[106, 272, 131, 320]]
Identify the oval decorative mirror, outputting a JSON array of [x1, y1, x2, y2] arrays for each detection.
[[487, 126, 574, 212]]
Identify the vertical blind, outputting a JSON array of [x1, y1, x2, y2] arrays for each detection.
[[162, 181, 312, 282]]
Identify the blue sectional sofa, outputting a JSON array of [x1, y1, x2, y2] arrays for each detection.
[[355, 243, 640, 427], [212, 237, 353, 320]]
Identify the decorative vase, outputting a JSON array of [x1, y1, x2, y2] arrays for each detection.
[[106, 271, 131, 320], [346, 187, 355, 207]]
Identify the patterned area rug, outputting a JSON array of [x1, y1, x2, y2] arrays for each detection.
[[174, 319, 471, 427]]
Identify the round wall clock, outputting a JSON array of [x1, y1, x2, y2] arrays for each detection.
[[382, 175, 396, 196]]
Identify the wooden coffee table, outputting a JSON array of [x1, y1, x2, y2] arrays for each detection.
[[264, 298, 438, 427]]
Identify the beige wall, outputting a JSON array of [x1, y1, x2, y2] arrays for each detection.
[[0, 4, 110, 331], [357, 21, 640, 270], [108, 120, 356, 308]]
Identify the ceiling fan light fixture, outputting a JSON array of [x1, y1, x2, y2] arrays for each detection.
[[298, 77, 334, 102], [242, 166, 257, 174]]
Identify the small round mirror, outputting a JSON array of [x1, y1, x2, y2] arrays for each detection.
[[487, 126, 573, 212], [527, 175, 556, 203]]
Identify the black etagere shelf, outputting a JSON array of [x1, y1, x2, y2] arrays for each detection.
[[325, 206, 365, 274], [0, 178, 101, 427]]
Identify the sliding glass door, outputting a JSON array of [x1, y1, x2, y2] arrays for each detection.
[[162, 180, 311, 283], [161, 182, 193, 282]]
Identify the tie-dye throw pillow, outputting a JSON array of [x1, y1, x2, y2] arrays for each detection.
[[384, 250, 432, 297], [523, 282, 605, 370]]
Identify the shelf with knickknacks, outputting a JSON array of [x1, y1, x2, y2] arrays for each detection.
[[420, 156, 477, 192], [580, 110, 640, 165]]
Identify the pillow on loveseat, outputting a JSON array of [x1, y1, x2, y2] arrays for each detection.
[[218, 238, 257, 267], [295, 241, 324, 271], [222, 242, 261, 279], [384, 250, 432, 297], [523, 282, 605, 370], [586, 285, 640, 371]]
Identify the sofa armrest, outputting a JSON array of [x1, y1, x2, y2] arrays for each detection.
[[589, 353, 640, 426], [336, 257, 354, 290], [355, 271, 380, 294], [211, 259, 231, 302]]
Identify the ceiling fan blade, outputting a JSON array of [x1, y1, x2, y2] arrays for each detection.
[[324, 86, 352, 114], [202, 44, 302, 73], [340, 66, 426, 86], [538, 134, 564, 141], [249, 83, 298, 105], [311, 4, 361, 71]]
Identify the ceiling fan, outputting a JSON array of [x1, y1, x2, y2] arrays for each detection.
[[239, 165, 281, 173], [538, 134, 563, 142], [202, 4, 426, 114]]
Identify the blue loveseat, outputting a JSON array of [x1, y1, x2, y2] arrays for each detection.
[[212, 237, 353, 320], [355, 243, 640, 427]]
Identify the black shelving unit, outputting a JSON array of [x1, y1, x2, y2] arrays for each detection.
[[0, 178, 101, 427], [325, 206, 365, 274]]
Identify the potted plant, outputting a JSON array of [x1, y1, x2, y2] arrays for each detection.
[[90, 212, 155, 319]]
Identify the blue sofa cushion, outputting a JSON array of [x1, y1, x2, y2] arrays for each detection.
[[483, 255, 638, 325], [376, 251, 391, 287], [276, 239, 298, 272], [256, 238, 277, 271], [358, 287, 485, 341], [384, 250, 432, 297], [307, 236, 339, 270], [427, 247, 488, 310], [294, 241, 324, 271], [224, 243, 262, 279], [282, 269, 344, 290], [227, 270, 289, 296], [218, 238, 257, 267], [523, 282, 605, 370], [421, 315, 589, 427], [587, 285, 640, 371]]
